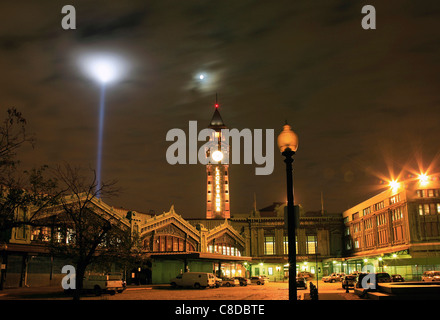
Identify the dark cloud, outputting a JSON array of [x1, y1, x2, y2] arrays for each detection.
[[76, 9, 149, 40], [1, 0, 440, 218]]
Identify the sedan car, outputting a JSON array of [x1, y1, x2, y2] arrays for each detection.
[[250, 276, 267, 285], [342, 275, 357, 289], [214, 276, 223, 288], [296, 277, 307, 289], [322, 273, 338, 283], [297, 272, 313, 280], [355, 272, 391, 290], [222, 277, 239, 287], [235, 277, 251, 286], [422, 271, 440, 282], [391, 274, 404, 282]]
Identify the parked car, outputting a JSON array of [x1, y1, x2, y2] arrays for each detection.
[[422, 271, 440, 282], [250, 276, 267, 285], [170, 272, 216, 289], [391, 274, 405, 282], [214, 276, 223, 287], [355, 272, 391, 290], [222, 277, 239, 287], [82, 273, 126, 296], [297, 272, 313, 280], [337, 273, 346, 281], [235, 277, 251, 286], [296, 277, 307, 289], [342, 275, 357, 290], [322, 273, 338, 283], [261, 276, 270, 283]]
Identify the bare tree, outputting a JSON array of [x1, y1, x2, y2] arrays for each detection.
[[47, 163, 130, 300], [0, 108, 34, 171], [0, 108, 62, 290], [0, 108, 58, 236]]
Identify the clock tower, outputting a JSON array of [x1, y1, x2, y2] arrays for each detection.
[[206, 101, 230, 219]]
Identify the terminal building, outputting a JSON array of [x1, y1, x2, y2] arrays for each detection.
[[0, 102, 344, 287], [1, 103, 439, 288], [340, 174, 440, 280]]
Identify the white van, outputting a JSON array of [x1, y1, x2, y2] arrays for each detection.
[[83, 273, 126, 296], [170, 272, 216, 289]]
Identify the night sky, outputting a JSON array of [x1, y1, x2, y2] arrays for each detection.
[[1, 1, 440, 218]]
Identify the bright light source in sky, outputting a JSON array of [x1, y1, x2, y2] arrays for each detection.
[[79, 53, 128, 84], [90, 61, 117, 83], [188, 69, 223, 93]]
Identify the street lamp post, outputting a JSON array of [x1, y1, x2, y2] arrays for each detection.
[[277, 123, 298, 301]]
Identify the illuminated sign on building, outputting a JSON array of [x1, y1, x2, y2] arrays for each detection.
[[215, 167, 221, 212]]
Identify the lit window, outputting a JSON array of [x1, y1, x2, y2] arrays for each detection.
[[424, 204, 430, 215], [390, 194, 401, 204], [264, 236, 275, 255], [306, 235, 317, 254]]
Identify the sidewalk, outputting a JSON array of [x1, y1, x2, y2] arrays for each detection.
[[0, 283, 363, 301], [0, 286, 66, 300], [0, 284, 166, 300], [303, 290, 363, 300]]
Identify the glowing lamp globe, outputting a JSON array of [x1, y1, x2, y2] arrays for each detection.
[[277, 124, 298, 153]]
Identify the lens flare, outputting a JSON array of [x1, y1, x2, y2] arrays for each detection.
[[389, 180, 400, 192], [419, 173, 429, 186]]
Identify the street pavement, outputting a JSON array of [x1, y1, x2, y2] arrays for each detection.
[[0, 280, 362, 300]]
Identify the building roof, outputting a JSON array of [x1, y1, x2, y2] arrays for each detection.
[[258, 202, 285, 217], [209, 107, 226, 129]]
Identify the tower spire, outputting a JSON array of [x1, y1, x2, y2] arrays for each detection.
[[205, 97, 230, 219], [209, 94, 225, 128]]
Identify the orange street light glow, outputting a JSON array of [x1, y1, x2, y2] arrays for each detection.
[[389, 180, 400, 191], [419, 173, 429, 186]]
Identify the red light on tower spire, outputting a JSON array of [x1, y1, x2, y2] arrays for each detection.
[[215, 93, 219, 108]]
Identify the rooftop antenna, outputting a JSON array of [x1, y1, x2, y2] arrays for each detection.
[[215, 93, 219, 107]]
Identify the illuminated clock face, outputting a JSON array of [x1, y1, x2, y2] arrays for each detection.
[[211, 150, 223, 162]]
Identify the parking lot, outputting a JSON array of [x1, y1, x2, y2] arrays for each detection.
[[0, 278, 361, 300]]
